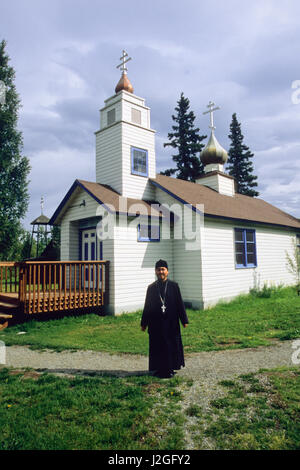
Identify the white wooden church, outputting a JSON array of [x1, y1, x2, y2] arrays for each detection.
[[50, 51, 300, 314]]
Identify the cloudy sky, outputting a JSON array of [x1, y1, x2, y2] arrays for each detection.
[[1, 0, 300, 230]]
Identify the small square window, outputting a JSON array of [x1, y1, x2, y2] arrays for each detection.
[[131, 108, 141, 125], [131, 147, 148, 177], [107, 108, 116, 126], [138, 224, 160, 242]]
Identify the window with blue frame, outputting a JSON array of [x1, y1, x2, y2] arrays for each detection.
[[138, 223, 160, 242], [234, 228, 257, 268], [131, 147, 148, 177]]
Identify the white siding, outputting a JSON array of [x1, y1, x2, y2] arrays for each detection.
[[60, 188, 99, 260], [198, 174, 219, 192], [121, 122, 156, 200], [122, 98, 150, 129], [112, 215, 173, 314], [154, 187, 203, 308], [217, 174, 235, 196], [95, 124, 122, 193], [96, 90, 156, 200], [102, 232, 115, 315], [202, 218, 296, 307], [197, 173, 235, 196], [100, 101, 122, 129]]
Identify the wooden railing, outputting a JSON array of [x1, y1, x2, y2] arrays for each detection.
[[0, 260, 109, 315], [0, 262, 20, 294]]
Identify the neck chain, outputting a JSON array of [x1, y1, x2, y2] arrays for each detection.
[[157, 280, 168, 314]]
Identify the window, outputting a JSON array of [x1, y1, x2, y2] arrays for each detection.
[[107, 108, 115, 126], [234, 228, 257, 268], [131, 147, 148, 177], [131, 108, 141, 125], [138, 224, 160, 242], [297, 234, 300, 252]]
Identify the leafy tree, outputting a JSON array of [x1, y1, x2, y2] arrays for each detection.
[[162, 92, 206, 181], [227, 113, 259, 197], [0, 39, 30, 260]]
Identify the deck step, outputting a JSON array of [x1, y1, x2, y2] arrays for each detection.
[[0, 313, 13, 319], [0, 294, 19, 306]]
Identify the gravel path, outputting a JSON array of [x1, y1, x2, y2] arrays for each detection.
[[2, 339, 296, 379]]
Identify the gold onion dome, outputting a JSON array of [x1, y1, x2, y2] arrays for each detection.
[[200, 131, 228, 166], [115, 72, 134, 94]]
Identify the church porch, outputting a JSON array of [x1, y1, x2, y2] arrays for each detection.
[[0, 260, 109, 327]]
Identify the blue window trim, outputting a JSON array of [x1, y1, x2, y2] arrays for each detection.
[[131, 146, 148, 177], [234, 228, 257, 269], [137, 223, 160, 242]]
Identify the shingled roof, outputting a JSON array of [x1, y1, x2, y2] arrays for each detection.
[[50, 179, 163, 224], [150, 174, 300, 230]]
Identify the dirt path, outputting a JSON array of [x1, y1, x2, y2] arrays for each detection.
[[2, 339, 296, 379]]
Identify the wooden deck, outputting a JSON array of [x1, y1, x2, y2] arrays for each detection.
[[0, 260, 109, 327]]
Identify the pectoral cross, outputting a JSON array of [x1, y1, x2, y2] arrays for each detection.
[[203, 101, 220, 131], [161, 305, 166, 313], [116, 50, 132, 74]]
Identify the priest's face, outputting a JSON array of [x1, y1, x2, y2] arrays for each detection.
[[155, 266, 168, 282]]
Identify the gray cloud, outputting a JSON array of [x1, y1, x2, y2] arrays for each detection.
[[1, 0, 300, 229]]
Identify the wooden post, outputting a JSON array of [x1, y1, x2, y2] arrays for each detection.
[[54, 264, 57, 312], [37, 264, 41, 313], [74, 264, 77, 309], [32, 264, 36, 314], [59, 264, 62, 311], [104, 261, 109, 306], [64, 265, 67, 310], [79, 262, 82, 308]]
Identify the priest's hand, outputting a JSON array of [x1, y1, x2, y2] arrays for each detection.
[[141, 326, 147, 331], [183, 324, 188, 328]]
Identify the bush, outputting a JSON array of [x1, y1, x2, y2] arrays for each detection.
[[249, 283, 283, 298]]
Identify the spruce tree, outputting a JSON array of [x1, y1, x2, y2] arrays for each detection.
[[162, 92, 206, 181], [227, 113, 259, 197], [0, 40, 30, 260]]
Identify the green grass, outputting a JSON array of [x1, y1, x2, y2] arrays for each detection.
[[1, 286, 299, 354], [191, 367, 300, 450], [0, 366, 299, 450], [0, 368, 189, 450]]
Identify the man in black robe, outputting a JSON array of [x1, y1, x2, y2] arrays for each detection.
[[141, 259, 189, 378]]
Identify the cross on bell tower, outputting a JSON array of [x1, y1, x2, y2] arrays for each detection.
[[115, 50, 134, 94], [116, 50, 132, 74], [203, 101, 220, 131]]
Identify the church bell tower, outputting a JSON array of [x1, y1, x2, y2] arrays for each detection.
[[95, 51, 156, 201]]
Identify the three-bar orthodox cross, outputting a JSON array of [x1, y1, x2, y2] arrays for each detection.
[[116, 50, 132, 74], [203, 101, 220, 131]]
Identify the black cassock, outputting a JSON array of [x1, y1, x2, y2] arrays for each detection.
[[141, 279, 189, 374]]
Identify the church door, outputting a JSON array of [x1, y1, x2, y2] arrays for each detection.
[[81, 229, 103, 288]]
